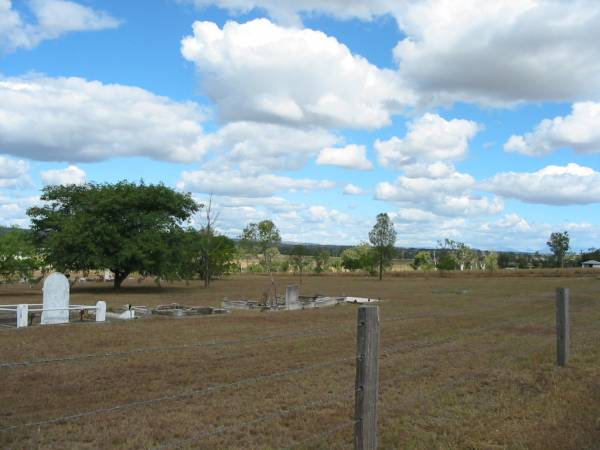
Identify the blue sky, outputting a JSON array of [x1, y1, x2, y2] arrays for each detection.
[[1, 0, 599, 251]]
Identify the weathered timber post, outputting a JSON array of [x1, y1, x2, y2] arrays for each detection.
[[354, 305, 380, 450], [556, 288, 570, 367]]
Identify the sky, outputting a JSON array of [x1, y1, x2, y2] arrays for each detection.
[[1, 0, 599, 252]]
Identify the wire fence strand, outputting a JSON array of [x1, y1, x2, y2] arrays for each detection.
[[0, 355, 354, 433], [152, 392, 355, 450]]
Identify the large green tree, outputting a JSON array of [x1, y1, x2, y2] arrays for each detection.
[[182, 231, 236, 285], [240, 220, 281, 301], [27, 182, 199, 288], [190, 195, 237, 287], [369, 213, 397, 280], [547, 231, 570, 268]]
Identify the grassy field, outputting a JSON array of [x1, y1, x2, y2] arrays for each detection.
[[1, 273, 599, 449]]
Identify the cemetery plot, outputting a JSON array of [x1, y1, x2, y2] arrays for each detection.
[[0, 274, 599, 449], [0, 272, 106, 328]]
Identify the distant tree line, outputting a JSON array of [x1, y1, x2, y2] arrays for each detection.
[[0, 181, 592, 288]]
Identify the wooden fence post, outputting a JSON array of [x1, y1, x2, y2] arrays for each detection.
[[354, 305, 380, 450], [556, 288, 570, 367]]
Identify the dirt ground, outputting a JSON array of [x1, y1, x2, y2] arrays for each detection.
[[1, 273, 599, 449]]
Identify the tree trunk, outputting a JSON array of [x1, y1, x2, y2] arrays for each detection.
[[204, 256, 210, 288], [379, 253, 383, 281], [113, 271, 130, 289]]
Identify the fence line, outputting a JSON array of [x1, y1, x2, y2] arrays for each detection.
[[1, 302, 544, 370], [0, 326, 351, 369], [152, 393, 355, 450], [283, 420, 358, 450], [0, 355, 354, 433], [3, 293, 590, 448]]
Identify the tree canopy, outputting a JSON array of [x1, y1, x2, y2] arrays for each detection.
[[240, 219, 281, 301], [0, 228, 42, 281], [547, 231, 570, 268], [27, 181, 199, 288], [341, 243, 377, 275], [369, 213, 397, 280]]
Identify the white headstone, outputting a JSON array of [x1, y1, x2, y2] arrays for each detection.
[[96, 301, 106, 322], [16, 304, 28, 328], [285, 285, 300, 310], [42, 273, 70, 325]]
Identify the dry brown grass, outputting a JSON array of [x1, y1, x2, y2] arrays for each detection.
[[1, 274, 599, 449]]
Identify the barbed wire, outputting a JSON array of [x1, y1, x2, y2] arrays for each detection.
[[151, 392, 354, 450], [0, 326, 353, 369], [0, 304, 534, 370], [282, 419, 357, 450], [0, 355, 354, 433]]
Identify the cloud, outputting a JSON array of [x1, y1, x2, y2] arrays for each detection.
[[0, 193, 40, 227], [181, 0, 395, 26], [307, 205, 351, 223], [375, 113, 480, 168], [0, 155, 31, 188], [484, 163, 600, 205], [376, 165, 503, 217], [41, 165, 86, 185], [177, 170, 334, 197], [182, 1, 600, 107], [394, 0, 600, 105], [390, 208, 438, 223], [181, 18, 413, 129], [202, 121, 339, 174], [343, 184, 365, 195], [505, 102, 600, 156], [316, 144, 373, 171], [0, 75, 209, 163], [0, 0, 120, 53]]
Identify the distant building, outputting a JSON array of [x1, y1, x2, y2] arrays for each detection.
[[581, 260, 600, 268]]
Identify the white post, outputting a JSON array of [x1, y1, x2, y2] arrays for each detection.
[[285, 285, 300, 310], [96, 301, 106, 322], [16, 304, 28, 328]]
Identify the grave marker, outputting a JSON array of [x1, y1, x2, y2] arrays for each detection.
[[285, 285, 300, 310], [42, 273, 70, 325]]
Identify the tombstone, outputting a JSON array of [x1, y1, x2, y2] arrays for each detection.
[[285, 285, 300, 310], [41, 273, 70, 325], [96, 301, 106, 322], [16, 304, 28, 328]]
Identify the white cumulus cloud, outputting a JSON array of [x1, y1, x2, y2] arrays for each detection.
[[376, 165, 503, 217], [202, 121, 339, 174], [0, 75, 209, 163], [375, 113, 480, 168], [343, 184, 365, 195], [0, 155, 31, 188], [41, 165, 86, 186], [484, 163, 600, 205], [177, 170, 334, 197], [181, 18, 413, 129], [0, 0, 120, 53], [181, 0, 396, 25], [505, 102, 600, 156], [316, 145, 373, 171], [394, 0, 600, 105]]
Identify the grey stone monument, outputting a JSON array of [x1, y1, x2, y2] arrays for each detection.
[[95, 301, 106, 322], [42, 273, 70, 325], [285, 285, 300, 310]]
